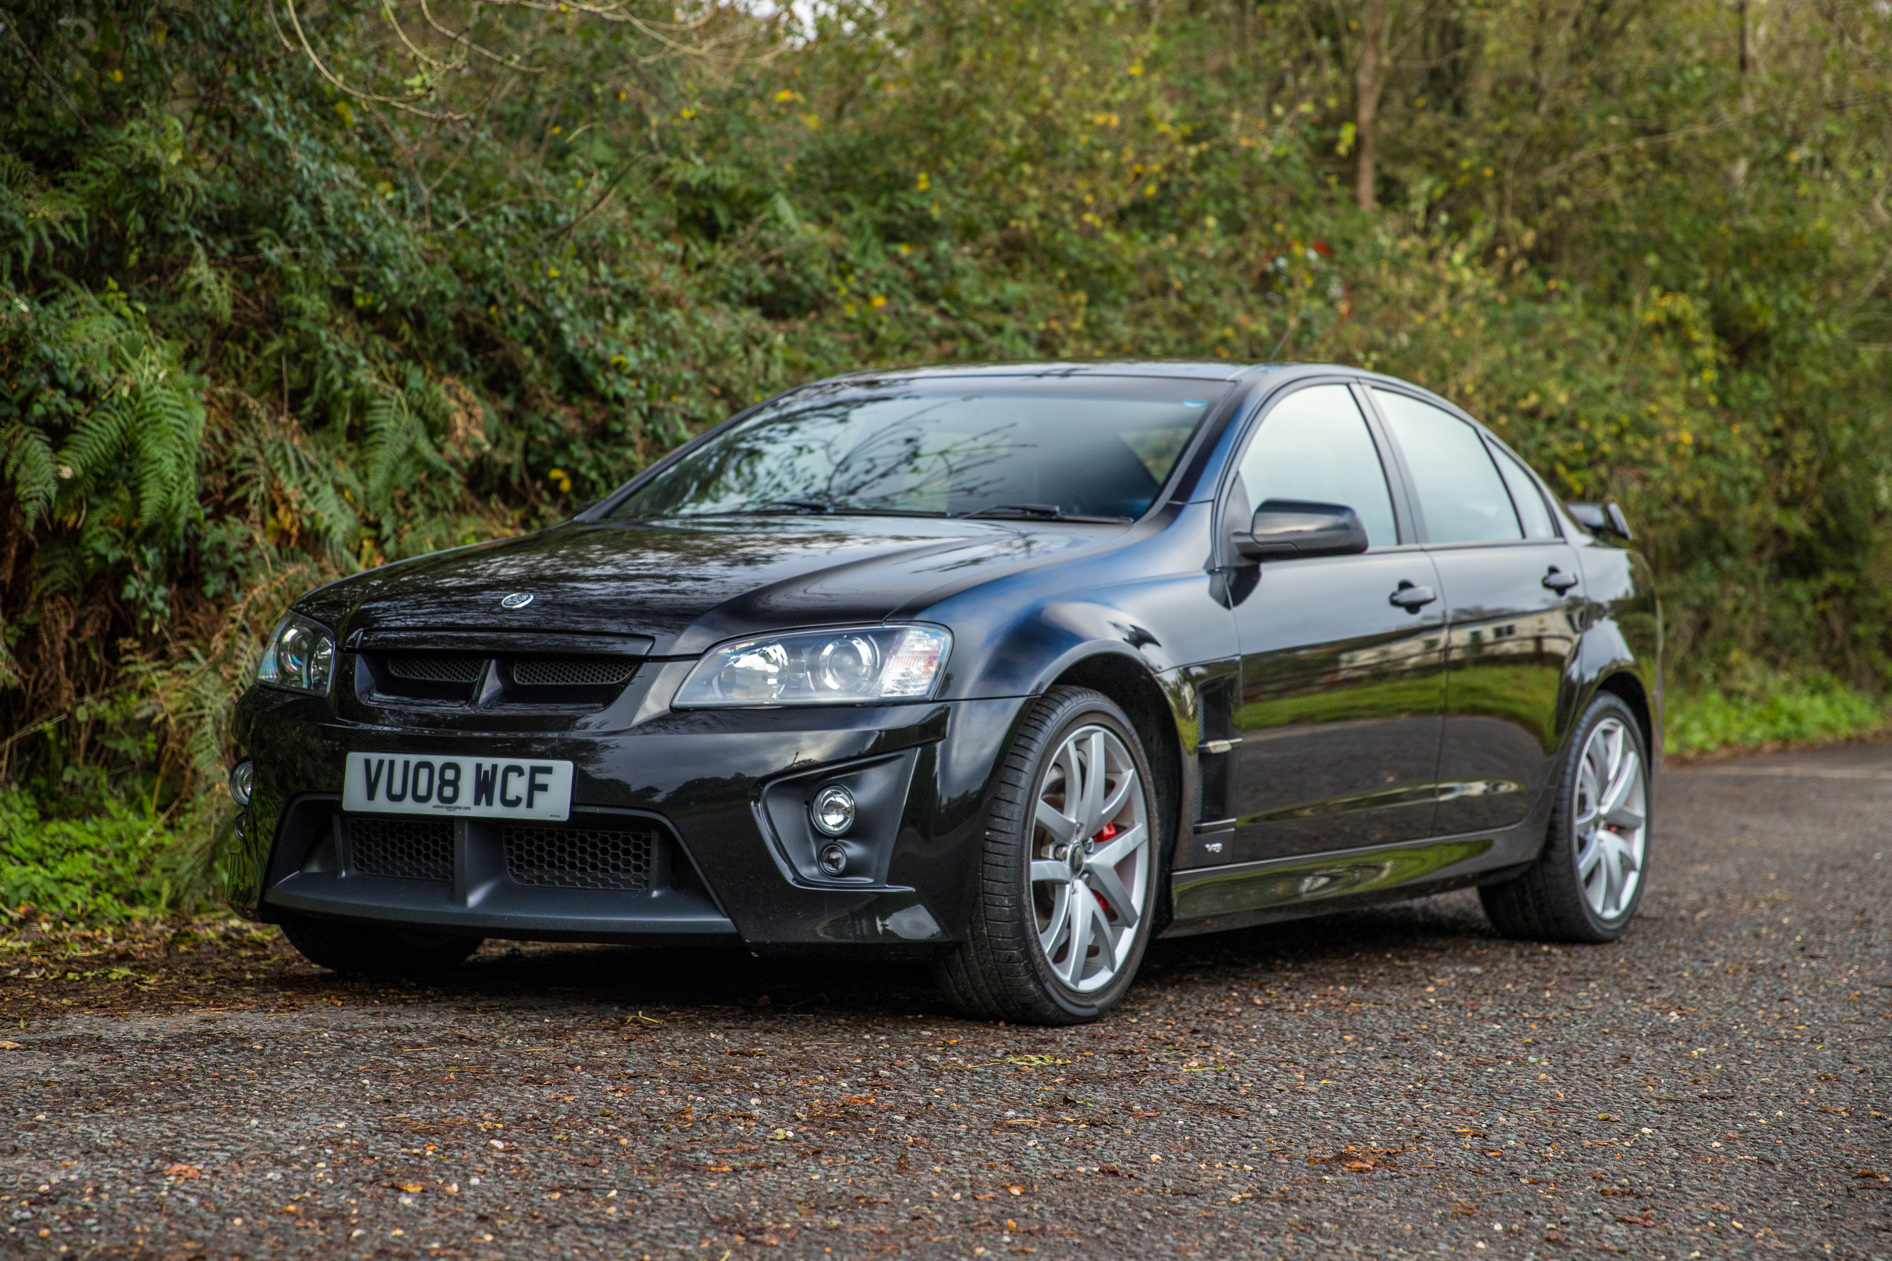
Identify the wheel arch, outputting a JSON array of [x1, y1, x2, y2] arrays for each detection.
[[1045, 651, 1188, 933], [1593, 670, 1656, 767]]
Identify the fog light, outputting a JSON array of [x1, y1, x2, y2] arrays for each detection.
[[818, 843, 849, 876], [810, 785, 855, 836], [228, 759, 255, 807]]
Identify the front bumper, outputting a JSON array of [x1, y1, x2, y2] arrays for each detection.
[[222, 686, 1029, 955]]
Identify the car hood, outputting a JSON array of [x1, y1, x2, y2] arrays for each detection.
[[297, 516, 1117, 657]]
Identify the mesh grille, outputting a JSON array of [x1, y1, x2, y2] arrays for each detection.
[[348, 815, 454, 881], [511, 655, 638, 687], [386, 655, 485, 683], [503, 824, 653, 891]]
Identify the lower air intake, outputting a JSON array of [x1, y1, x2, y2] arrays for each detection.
[[348, 816, 454, 881], [503, 824, 654, 891]]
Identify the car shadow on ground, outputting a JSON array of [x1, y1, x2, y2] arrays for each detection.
[[273, 889, 1508, 1021]]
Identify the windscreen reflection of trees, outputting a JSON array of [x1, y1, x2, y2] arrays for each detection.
[[614, 396, 1203, 519]]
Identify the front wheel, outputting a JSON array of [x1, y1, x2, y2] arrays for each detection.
[[280, 917, 483, 978], [1480, 691, 1651, 943], [935, 686, 1163, 1025]]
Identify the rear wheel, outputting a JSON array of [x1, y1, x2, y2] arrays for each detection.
[[280, 918, 482, 978], [936, 686, 1162, 1025], [1480, 691, 1650, 943]]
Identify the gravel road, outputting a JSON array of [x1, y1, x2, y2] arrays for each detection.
[[2, 742, 1888, 1259]]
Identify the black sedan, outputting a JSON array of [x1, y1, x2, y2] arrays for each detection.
[[222, 362, 1660, 1025]]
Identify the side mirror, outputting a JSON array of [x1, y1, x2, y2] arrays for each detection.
[[1567, 500, 1632, 542], [1236, 499, 1371, 561]]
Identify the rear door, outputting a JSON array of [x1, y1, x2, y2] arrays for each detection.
[[1222, 382, 1449, 864], [1369, 387, 1583, 836]]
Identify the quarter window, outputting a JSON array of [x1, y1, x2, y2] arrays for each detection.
[[1236, 384, 1397, 548], [1372, 389, 1522, 544], [1490, 443, 1558, 540]]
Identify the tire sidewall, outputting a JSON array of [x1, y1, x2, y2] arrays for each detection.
[[1008, 692, 1164, 1021], [1549, 693, 1650, 940]]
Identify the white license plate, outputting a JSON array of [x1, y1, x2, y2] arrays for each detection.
[[342, 753, 573, 821]]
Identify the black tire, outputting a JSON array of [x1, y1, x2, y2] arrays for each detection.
[[1480, 691, 1652, 943], [935, 686, 1165, 1025], [280, 917, 482, 978]]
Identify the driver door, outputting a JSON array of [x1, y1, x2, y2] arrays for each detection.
[[1223, 383, 1449, 864]]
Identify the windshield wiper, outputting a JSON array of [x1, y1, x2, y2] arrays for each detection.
[[745, 499, 836, 514], [954, 504, 1133, 524], [957, 503, 1065, 520]]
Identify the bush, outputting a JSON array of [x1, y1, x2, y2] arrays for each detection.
[[0, 788, 204, 923], [1665, 672, 1891, 758]]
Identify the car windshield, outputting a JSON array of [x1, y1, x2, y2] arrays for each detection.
[[607, 377, 1231, 522]]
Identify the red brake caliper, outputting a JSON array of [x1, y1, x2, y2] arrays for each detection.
[[1090, 822, 1118, 914]]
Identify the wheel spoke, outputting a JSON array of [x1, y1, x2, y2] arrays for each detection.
[[1090, 822, 1146, 869], [1098, 770, 1136, 828], [1601, 749, 1641, 817], [1031, 860, 1070, 885], [1088, 863, 1140, 930], [1062, 889, 1094, 987], [1077, 730, 1108, 836], [1600, 833, 1625, 914], [1577, 833, 1604, 881], [1039, 884, 1073, 958], [1084, 891, 1117, 969], [1035, 799, 1078, 845]]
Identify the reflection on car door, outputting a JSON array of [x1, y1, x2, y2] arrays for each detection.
[[1224, 383, 1448, 864], [1371, 388, 1583, 835]]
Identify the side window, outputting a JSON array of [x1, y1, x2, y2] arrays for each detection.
[[1371, 389, 1522, 544], [1490, 442, 1558, 540], [1236, 384, 1397, 548]]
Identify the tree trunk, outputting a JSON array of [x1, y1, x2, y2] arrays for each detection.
[[1354, 0, 1392, 211]]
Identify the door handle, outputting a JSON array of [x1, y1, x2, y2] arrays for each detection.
[[1389, 581, 1437, 611], [1542, 567, 1580, 594]]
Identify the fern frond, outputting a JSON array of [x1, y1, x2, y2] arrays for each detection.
[[0, 421, 57, 525]]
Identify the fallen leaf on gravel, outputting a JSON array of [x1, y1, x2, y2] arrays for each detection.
[[165, 1163, 201, 1179], [626, 1012, 663, 1027], [0, 1040, 19, 1049], [1857, 1168, 1887, 1180], [1544, 1231, 1566, 1243]]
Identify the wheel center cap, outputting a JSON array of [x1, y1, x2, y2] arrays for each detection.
[[1069, 846, 1085, 874]]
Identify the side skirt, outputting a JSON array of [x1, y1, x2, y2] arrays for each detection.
[[1160, 808, 1549, 939]]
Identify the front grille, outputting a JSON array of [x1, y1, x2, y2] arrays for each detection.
[[511, 655, 639, 687], [387, 654, 485, 683], [503, 823, 654, 891], [348, 815, 454, 881]]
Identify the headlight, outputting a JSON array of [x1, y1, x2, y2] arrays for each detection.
[[674, 625, 951, 708], [256, 613, 337, 695]]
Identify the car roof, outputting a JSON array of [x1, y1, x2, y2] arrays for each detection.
[[820, 360, 1295, 384]]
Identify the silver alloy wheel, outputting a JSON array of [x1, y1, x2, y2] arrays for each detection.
[[1029, 724, 1151, 993], [1573, 715, 1648, 920]]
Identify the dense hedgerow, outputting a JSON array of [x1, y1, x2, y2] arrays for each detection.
[[2, 0, 1890, 870]]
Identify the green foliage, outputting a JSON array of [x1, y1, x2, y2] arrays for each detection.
[[0, 0, 1887, 830], [1665, 671, 1892, 757], [0, 787, 196, 922]]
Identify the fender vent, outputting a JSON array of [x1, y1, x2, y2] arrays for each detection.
[[347, 815, 454, 882], [503, 824, 654, 891]]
